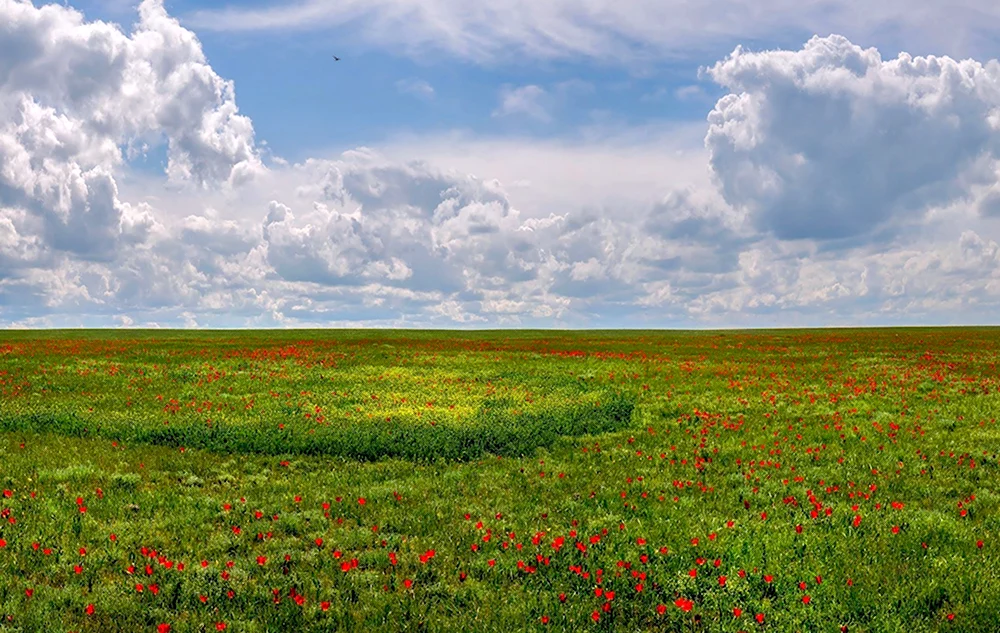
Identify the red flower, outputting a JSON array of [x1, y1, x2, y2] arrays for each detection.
[[733, 607, 743, 618], [719, 576, 727, 587], [756, 613, 765, 624], [158, 625, 171, 633], [85, 604, 95, 616], [656, 604, 666, 615], [403, 579, 413, 589], [215, 623, 227, 631], [321, 601, 331, 611], [674, 598, 693, 612], [802, 595, 811, 604]]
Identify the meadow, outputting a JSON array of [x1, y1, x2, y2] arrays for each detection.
[[0, 328, 998, 632]]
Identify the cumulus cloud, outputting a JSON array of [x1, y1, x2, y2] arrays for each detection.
[[705, 35, 1000, 243], [0, 0, 262, 276]]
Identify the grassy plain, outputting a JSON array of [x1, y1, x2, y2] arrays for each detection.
[[0, 328, 998, 632]]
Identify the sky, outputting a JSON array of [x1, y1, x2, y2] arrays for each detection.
[[4, 0, 1000, 328]]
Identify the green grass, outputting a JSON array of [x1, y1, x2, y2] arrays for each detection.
[[0, 328, 998, 632]]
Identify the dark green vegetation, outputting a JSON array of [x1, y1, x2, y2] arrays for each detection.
[[0, 328, 998, 632]]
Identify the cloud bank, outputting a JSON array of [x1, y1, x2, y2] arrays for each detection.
[[3, 0, 1000, 328]]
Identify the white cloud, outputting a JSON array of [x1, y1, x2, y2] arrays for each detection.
[[705, 35, 1000, 243], [493, 85, 551, 122], [375, 123, 711, 217], [182, 0, 1000, 66], [0, 0, 262, 270]]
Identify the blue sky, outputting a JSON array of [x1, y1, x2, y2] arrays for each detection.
[[4, 0, 1000, 328], [68, 0, 793, 160]]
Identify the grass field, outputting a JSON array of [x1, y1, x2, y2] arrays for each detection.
[[0, 328, 998, 632]]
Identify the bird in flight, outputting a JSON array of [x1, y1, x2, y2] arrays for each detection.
[[332, 55, 340, 61]]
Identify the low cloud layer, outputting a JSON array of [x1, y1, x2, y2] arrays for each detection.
[[3, 0, 1000, 328]]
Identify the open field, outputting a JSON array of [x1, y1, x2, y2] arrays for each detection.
[[0, 328, 999, 632]]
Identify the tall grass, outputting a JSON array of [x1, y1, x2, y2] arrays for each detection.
[[0, 391, 639, 461]]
